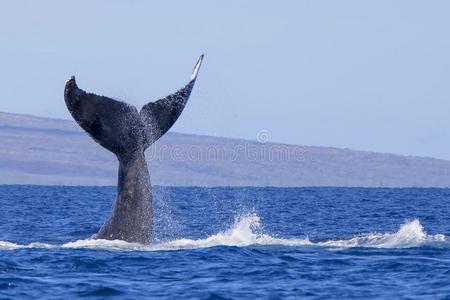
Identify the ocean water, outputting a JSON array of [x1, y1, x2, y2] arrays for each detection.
[[0, 186, 449, 299]]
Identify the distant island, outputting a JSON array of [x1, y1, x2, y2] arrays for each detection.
[[1, 111, 450, 187]]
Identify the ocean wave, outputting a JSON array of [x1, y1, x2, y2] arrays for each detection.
[[318, 219, 447, 248], [0, 216, 448, 251], [0, 241, 55, 250], [61, 214, 311, 251]]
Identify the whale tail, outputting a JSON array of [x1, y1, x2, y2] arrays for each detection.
[[64, 55, 203, 158]]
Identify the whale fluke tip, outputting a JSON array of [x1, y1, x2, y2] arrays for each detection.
[[191, 54, 204, 81], [65, 76, 77, 89]]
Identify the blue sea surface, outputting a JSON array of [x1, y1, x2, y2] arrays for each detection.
[[0, 186, 449, 299]]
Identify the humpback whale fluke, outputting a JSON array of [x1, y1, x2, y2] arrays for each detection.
[[64, 55, 204, 244]]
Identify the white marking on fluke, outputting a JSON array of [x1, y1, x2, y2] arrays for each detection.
[[66, 76, 76, 85], [191, 54, 204, 81]]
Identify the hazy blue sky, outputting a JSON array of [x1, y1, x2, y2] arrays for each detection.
[[1, 1, 450, 159]]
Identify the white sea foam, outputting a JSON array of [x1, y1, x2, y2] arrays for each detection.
[[60, 214, 311, 251], [0, 241, 22, 250], [0, 216, 447, 251], [0, 241, 55, 250], [319, 219, 447, 249], [154, 213, 311, 250]]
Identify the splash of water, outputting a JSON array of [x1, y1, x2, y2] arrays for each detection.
[[320, 219, 447, 249], [0, 241, 54, 250], [155, 213, 311, 250], [60, 214, 311, 251], [0, 216, 447, 251]]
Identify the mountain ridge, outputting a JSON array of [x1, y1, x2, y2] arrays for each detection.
[[1, 111, 450, 187]]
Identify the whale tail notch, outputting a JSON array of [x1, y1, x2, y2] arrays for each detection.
[[64, 54, 203, 158]]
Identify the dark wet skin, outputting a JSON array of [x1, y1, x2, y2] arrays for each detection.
[[64, 55, 203, 244]]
